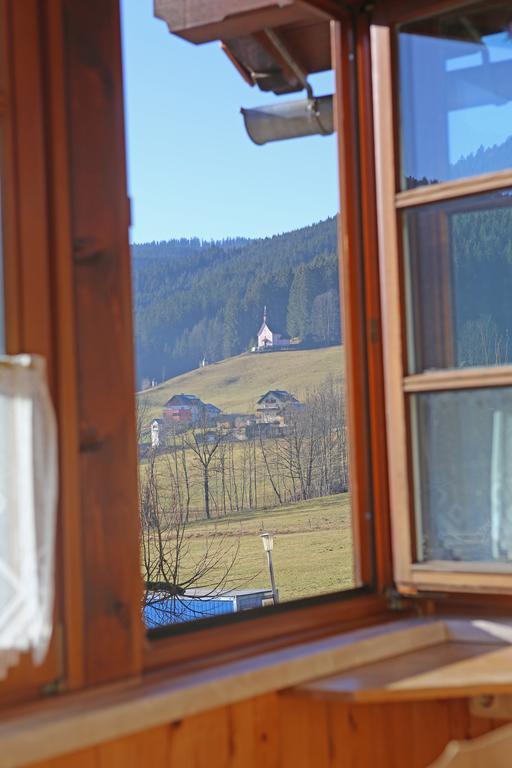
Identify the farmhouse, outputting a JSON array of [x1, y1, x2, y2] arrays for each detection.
[[204, 403, 222, 418], [256, 390, 302, 423], [257, 307, 291, 350], [163, 393, 203, 423], [163, 392, 221, 424], [163, 394, 221, 424]]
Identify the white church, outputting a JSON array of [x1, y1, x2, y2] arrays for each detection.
[[255, 307, 291, 351]]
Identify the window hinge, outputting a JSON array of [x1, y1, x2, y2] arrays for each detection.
[[386, 588, 410, 612], [41, 676, 67, 697], [386, 588, 443, 617]]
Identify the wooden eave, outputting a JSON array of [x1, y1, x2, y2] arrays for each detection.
[[154, 0, 350, 94], [153, 1, 349, 44]]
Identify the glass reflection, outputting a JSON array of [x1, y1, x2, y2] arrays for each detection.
[[403, 189, 512, 373], [399, 3, 512, 189]]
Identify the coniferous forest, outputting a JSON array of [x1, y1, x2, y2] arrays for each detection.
[[132, 217, 341, 386], [132, 134, 512, 388]]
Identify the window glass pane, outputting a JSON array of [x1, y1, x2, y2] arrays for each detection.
[[121, 0, 356, 630], [411, 387, 512, 564], [398, 3, 512, 190], [403, 188, 512, 373]]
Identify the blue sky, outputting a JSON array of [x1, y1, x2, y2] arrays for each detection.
[[121, 0, 338, 242], [120, 0, 338, 244]]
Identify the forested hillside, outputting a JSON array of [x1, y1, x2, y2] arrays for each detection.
[[132, 217, 340, 386], [132, 133, 512, 387]]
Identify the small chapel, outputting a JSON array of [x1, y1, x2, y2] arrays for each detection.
[[257, 307, 291, 351]]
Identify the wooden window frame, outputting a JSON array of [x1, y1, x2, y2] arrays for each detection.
[[1, 0, 396, 706], [0, 0, 68, 706], [371, 2, 512, 597], [142, 13, 394, 674]]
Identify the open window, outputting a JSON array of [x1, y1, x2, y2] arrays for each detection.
[[373, 0, 512, 595], [120, 0, 391, 666], [0, 0, 392, 699]]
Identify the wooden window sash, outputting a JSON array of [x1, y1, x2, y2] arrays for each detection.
[[0, 0, 63, 705], [407, 568, 512, 595], [372, 22, 413, 589], [144, 592, 390, 673], [396, 169, 512, 209], [353, 11, 394, 591], [372, 10, 512, 597], [404, 368, 512, 393], [332, 17, 373, 589]]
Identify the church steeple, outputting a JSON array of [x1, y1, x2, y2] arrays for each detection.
[[263, 305, 267, 325]]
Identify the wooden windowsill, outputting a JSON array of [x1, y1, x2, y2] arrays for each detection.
[[1, 617, 512, 767], [293, 618, 512, 704]]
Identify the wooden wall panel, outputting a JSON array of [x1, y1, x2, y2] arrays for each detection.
[[25, 693, 508, 768], [97, 726, 171, 768], [33, 753, 98, 768]]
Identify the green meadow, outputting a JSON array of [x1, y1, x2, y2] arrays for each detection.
[[168, 493, 354, 603]]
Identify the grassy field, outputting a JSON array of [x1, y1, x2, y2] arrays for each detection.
[[140, 347, 351, 604], [138, 345, 345, 422], [171, 493, 353, 602]]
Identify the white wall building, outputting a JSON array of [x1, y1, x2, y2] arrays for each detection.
[[257, 307, 290, 350]]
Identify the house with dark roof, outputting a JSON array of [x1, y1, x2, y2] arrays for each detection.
[[256, 390, 302, 423], [163, 394, 222, 425]]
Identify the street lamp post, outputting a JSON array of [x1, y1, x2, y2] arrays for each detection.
[[260, 532, 279, 604]]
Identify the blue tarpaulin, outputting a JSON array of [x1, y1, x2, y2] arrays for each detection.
[[144, 588, 274, 628]]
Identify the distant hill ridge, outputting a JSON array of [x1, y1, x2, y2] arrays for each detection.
[[132, 134, 512, 388], [132, 217, 340, 386], [138, 345, 345, 423]]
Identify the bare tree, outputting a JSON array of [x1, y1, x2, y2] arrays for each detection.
[[183, 414, 224, 520], [256, 376, 348, 505], [140, 447, 244, 626], [136, 395, 151, 447], [259, 429, 283, 505]]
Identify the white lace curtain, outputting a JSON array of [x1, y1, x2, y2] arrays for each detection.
[[491, 409, 512, 560], [418, 390, 512, 563], [0, 355, 57, 680]]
